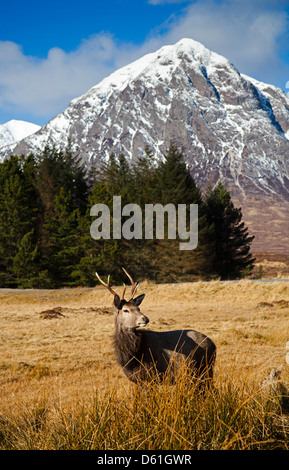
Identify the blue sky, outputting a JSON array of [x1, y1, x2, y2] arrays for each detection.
[[1, 0, 289, 126]]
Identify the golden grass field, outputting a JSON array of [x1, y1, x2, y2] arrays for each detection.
[[1, 277, 289, 449]]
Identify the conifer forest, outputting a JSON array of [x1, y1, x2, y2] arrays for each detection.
[[0, 144, 255, 288]]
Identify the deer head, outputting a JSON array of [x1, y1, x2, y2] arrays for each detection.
[[95, 268, 149, 330]]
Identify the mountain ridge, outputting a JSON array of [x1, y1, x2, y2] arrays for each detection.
[[1, 38, 289, 253]]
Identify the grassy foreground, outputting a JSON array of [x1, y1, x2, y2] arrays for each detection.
[[0, 280, 289, 449]]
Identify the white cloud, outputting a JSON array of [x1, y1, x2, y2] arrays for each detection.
[[0, 34, 122, 120]]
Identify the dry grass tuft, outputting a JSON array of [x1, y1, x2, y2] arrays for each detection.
[[39, 306, 113, 319], [39, 307, 67, 319]]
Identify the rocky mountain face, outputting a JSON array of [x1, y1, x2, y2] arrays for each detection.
[[1, 38, 289, 253]]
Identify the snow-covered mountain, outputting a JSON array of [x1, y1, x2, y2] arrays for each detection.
[[1, 38, 289, 252], [0, 120, 40, 148]]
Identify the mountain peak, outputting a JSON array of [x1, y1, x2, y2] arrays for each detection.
[[166, 37, 227, 62], [0, 120, 40, 148], [68, 38, 230, 110]]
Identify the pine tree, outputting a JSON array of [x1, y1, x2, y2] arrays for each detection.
[[35, 144, 88, 214], [0, 154, 39, 286], [204, 181, 255, 279], [61, 144, 89, 213], [94, 152, 143, 281], [155, 143, 201, 205], [99, 152, 134, 204], [12, 230, 40, 288], [132, 146, 158, 205], [43, 188, 81, 286], [33, 145, 89, 286], [118, 146, 159, 280], [146, 143, 213, 282], [75, 181, 121, 286]]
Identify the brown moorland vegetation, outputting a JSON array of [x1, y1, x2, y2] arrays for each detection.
[[252, 253, 289, 279], [0, 279, 289, 450]]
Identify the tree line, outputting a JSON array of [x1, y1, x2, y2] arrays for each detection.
[[0, 144, 255, 288]]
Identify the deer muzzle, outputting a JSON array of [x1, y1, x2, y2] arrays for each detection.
[[138, 315, 149, 328]]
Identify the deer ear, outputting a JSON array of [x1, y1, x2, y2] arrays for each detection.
[[133, 294, 145, 306], [113, 294, 122, 309]]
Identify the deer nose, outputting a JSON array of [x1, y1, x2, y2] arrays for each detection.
[[139, 315, 149, 327]]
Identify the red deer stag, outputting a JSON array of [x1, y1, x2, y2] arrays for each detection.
[[96, 268, 216, 385]]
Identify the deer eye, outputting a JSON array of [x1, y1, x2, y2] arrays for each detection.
[[123, 309, 129, 313]]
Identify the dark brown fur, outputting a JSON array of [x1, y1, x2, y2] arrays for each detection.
[[113, 324, 146, 382]]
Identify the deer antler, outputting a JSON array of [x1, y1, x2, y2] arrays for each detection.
[[121, 284, 126, 300], [95, 270, 137, 301], [122, 267, 139, 299], [95, 272, 119, 297]]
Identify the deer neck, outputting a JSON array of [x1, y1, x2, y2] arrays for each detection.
[[113, 320, 143, 367]]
